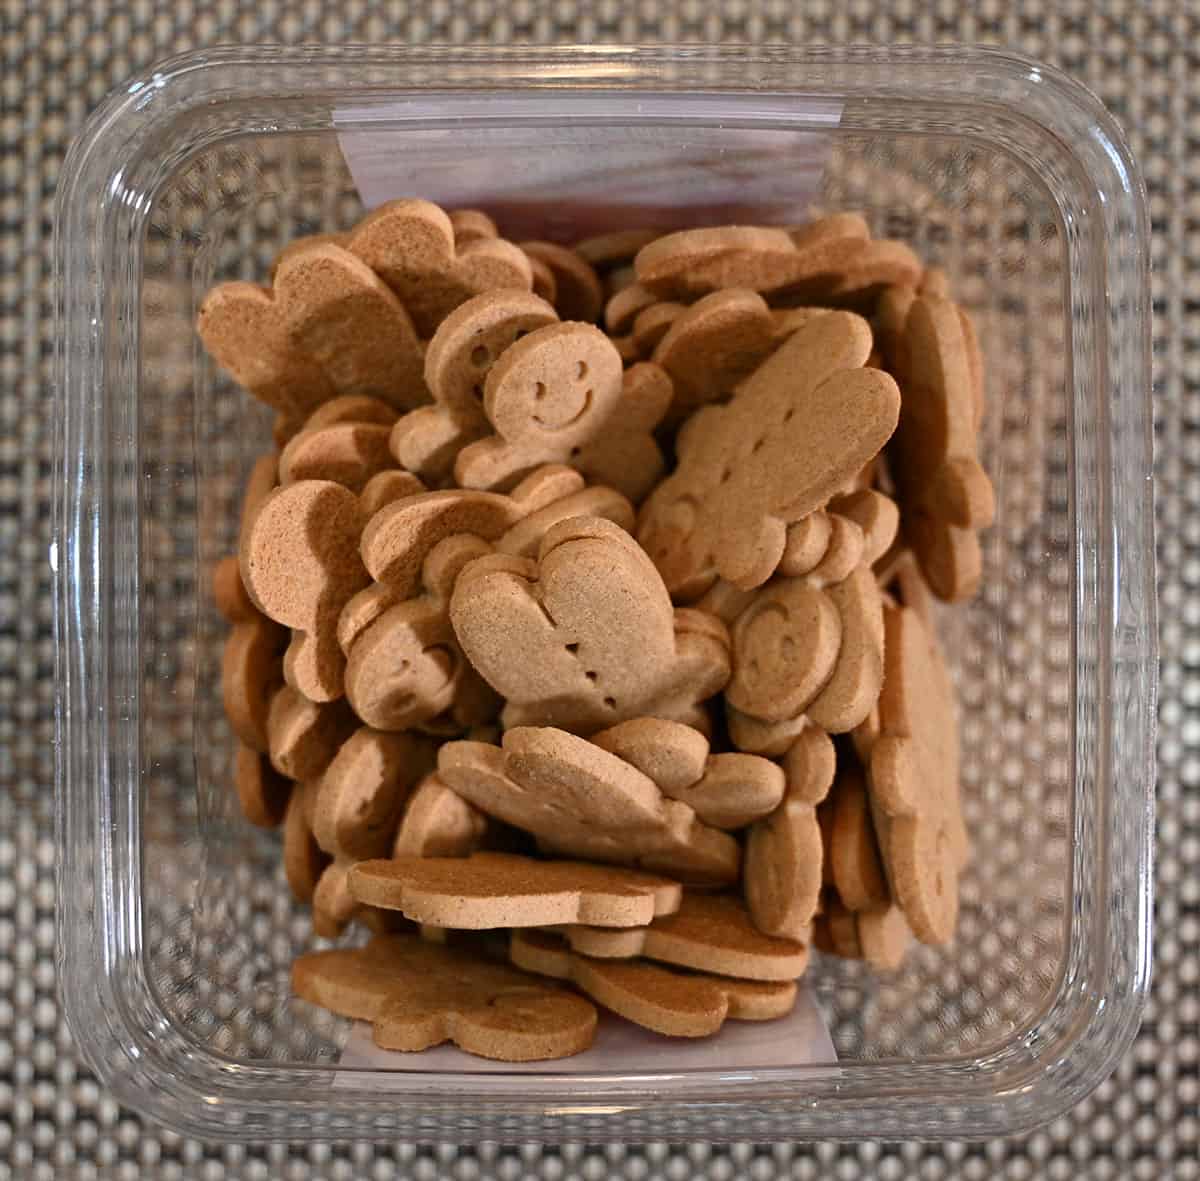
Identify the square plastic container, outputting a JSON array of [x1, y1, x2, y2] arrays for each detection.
[[54, 45, 1155, 1142]]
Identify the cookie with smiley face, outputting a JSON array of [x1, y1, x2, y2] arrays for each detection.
[[453, 321, 671, 502]]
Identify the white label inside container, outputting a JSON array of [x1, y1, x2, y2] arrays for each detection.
[[334, 94, 843, 240], [332, 983, 835, 1083]]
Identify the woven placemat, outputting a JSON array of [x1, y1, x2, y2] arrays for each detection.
[[2, 4, 1193, 1178]]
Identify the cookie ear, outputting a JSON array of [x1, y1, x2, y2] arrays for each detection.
[[348, 199, 533, 336], [273, 242, 427, 409], [197, 281, 335, 416]]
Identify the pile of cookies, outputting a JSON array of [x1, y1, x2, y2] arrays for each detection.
[[200, 199, 993, 1062]]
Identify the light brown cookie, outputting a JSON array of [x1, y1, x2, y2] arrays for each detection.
[[574, 228, 660, 271], [519, 241, 603, 322], [604, 282, 660, 336], [273, 242, 428, 410], [348, 851, 682, 928], [637, 311, 900, 599], [822, 897, 911, 971], [222, 615, 287, 751], [240, 480, 370, 702], [268, 232, 351, 280], [196, 281, 334, 417], [293, 932, 597, 1061], [213, 555, 258, 623], [590, 717, 784, 829], [346, 467, 630, 648], [347, 198, 533, 337], [234, 743, 292, 829], [526, 253, 558, 304], [726, 563, 886, 737], [778, 489, 900, 582], [453, 321, 671, 501], [861, 604, 969, 945], [278, 422, 396, 493], [344, 533, 501, 733], [493, 476, 636, 558], [649, 289, 820, 425], [878, 287, 994, 601], [438, 728, 741, 886], [305, 391, 405, 430], [874, 545, 935, 624], [556, 892, 809, 981], [312, 728, 437, 861], [389, 290, 559, 482], [825, 760, 889, 913], [392, 771, 494, 858], [283, 779, 330, 904], [634, 214, 920, 304], [604, 263, 639, 294], [448, 208, 499, 244], [743, 725, 836, 939], [215, 453, 280, 624], [510, 930, 797, 1037], [266, 686, 357, 781], [358, 470, 428, 518], [451, 516, 730, 732], [630, 301, 684, 356]]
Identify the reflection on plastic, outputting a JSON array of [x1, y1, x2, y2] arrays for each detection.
[[334, 98, 843, 241], [332, 982, 835, 1081]]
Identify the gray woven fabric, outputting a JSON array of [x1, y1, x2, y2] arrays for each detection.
[[2, 1, 1193, 1177]]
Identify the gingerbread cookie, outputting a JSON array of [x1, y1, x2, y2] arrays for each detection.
[[519, 241, 603, 323], [861, 604, 969, 945], [590, 717, 784, 829], [574, 228, 660, 272], [438, 728, 741, 885], [448, 208, 499, 244], [725, 561, 886, 742], [348, 851, 681, 928], [743, 726, 836, 940], [197, 281, 333, 418], [278, 421, 397, 493], [556, 892, 809, 981], [344, 533, 500, 733], [820, 897, 911, 971], [233, 744, 292, 829], [312, 728, 436, 861], [266, 686, 357, 782], [877, 286, 994, 601], [452, 323, 671, 501], [637, 311, 900, 598], [824, 759, 889, 913], [392, 772, 494, 859], [450, 516, 730, 732], [389, 290, 559, 482], [283, 779, 330, 904], [293, 932, 598, 1061], [240, 480, 370, 702], [347, 198, 533, 337], [222, 614, 287, 751], [272, 242, 428, 409], [649, 289, 821, 425], [510, 930, 797, 1037], [634, 214, 920, 305]]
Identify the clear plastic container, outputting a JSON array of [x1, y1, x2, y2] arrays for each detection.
[[54, 45, 1155, 1142]]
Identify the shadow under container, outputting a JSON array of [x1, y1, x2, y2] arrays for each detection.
[[55, 45, 1155, 1142]]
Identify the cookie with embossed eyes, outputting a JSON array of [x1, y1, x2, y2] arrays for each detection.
[[450, 515, 730, 734], [453, 321, 671, 502], [637, 310, 900, 600]]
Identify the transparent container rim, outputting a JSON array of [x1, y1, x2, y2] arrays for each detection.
[[53, 42, 1155, 1143]]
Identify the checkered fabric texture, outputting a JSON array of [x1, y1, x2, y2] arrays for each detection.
[[1, 1, 1193, 1177]]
